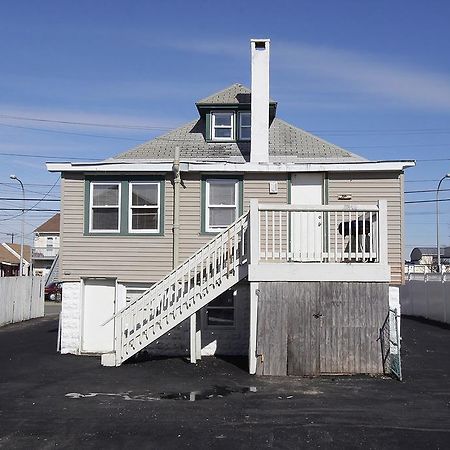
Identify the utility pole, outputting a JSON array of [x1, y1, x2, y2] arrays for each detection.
[[9, 175, 25, 276], [6, 232, 15, 243]]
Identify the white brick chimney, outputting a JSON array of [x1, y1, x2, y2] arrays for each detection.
[[250, 38, 270, 163]]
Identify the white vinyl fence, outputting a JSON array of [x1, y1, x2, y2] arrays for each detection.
[[0, 276, 45, 326], [400, 273, 450, 324]]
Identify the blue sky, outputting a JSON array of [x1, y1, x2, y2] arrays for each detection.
[[1, 0, 449, 255]]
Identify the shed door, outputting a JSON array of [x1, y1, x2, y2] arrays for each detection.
[[290, 173, 323, 261], [81, 278, 116, 353]]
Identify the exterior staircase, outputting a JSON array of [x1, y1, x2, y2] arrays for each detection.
[[101, 212, 249, 366]]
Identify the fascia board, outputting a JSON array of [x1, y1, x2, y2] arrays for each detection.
[[47, 160, 415, 173]]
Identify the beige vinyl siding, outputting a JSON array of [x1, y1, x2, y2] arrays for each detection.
[[60, 172, 288, 284], [178, 173, 210, 263], [60, 173, 174, 283], [328, 171, 404, 285], [60, 170, 403, 285], [243, 173, 288, 211]]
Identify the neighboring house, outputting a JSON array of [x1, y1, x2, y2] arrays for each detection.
[[32, 213, 60, 277], [47, 39, 414, 376], [0, 243, 31, 276], [406, 246, 450, 273]]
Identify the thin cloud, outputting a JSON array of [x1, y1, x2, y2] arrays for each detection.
[[153, 37, 450, 111], [275, 42, 450, 111]]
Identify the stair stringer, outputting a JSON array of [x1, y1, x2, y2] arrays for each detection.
[[117, 264, 248, 365]]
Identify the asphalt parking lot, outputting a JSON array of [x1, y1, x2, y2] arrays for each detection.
[[0, 310, 449, 449]]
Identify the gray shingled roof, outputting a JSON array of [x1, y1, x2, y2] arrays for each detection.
[[196, 83, 276, 105], [114, 117, 364, 163]]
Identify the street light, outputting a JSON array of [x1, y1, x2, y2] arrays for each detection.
[[436, 173, 450, 273], [9, 174, 25, 276]]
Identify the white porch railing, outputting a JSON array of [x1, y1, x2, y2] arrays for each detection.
[[250, 200, 388, 265]]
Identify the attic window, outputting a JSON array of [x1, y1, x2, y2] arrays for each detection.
[[211, 111, 234, 140], [239, 112, 251, 140]]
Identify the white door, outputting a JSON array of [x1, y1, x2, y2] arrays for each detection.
[[291, 173, 324, 261], [81, 278, 116, 353]]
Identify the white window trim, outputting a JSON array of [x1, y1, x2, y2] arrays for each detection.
[[89, 182, 121, 233], [211, 111, 234, 141], [205, 178, 239, 232], [128, 182, 160, 234], [238, 111, 251, 141]]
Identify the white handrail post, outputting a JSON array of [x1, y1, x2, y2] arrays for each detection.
[[378, 200, 388, 265], [249, 199, 260, 265]]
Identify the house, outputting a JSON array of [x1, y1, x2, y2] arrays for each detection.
[[32, 213, 60, 277], [0, 243, 31, 276], [47, 39, 414, 376]]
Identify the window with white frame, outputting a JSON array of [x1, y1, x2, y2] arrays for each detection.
[[205, 178, 239, 232], [211, 111, 234, 140], [129, 182, 160, 233], [90, 183, 121, 232], [206, 289, 235, 327], [239, 112, 251, 140]]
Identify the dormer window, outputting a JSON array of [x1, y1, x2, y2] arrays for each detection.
[[211, 111, 234, 140], [239, 112, 251, 140]]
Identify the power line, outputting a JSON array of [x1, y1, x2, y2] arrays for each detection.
[[405, 198, 450, 204], [0, 113, 174, 131], [0, 208, 60, 212], [0, 198, 60, 202], [0, 151, 97, 161], [406, 188, 450, 194], [404, 179, 441, 183], [0, 176, 60, 222], [0, 182, 60, 187], [0, 122, 145, 142]]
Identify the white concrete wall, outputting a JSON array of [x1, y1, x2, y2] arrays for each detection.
[[60, 282, 81, 354], [400, 274, 450, 324]]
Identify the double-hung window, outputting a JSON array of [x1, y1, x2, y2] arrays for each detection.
[[239, 112, 251, 140], [129, 182, 160, 233], [211, 111, 234, 140], [205, 178, 239, 232], [90, 182, 121, 232]]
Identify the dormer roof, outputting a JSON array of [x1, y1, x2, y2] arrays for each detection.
[[196, 83, 277, 106]]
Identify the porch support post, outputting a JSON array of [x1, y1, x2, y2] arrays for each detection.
[[190, 313, 197, 364], [195, 311, 202, 360], [249, 199, 260, 266], [378, 200, 388, 266], [249, 281, 259, 374]]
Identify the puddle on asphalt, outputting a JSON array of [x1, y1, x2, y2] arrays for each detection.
[[160, 385, 257, 401], [66, 385, 258, 402]]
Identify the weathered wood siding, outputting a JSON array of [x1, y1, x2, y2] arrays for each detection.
[[256, 281, 389, 376], [328, 172, 404, 285]]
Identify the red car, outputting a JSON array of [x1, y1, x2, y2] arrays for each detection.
[[45, 282, 62, 302]]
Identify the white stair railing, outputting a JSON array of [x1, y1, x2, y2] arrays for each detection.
[[105, 212, 249, 366]]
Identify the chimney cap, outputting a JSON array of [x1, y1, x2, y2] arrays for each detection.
[[250, 38, 270, 43]]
